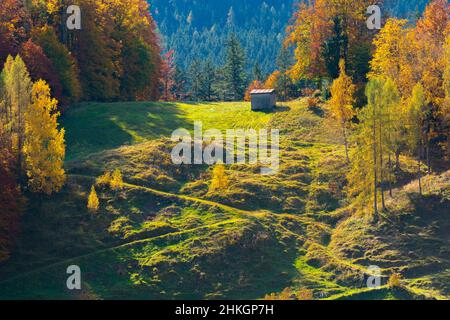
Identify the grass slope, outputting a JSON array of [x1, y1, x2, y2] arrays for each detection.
[[0, 100, 448, 300]]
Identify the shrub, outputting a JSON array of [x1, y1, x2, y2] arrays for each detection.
[[264, 288, 294, 300], [110, 169, 124, 190], [96, 171, 112, 186], [307, 97, 320, 108], [388, 273, 403, 288], [296, 288, 314, 300]]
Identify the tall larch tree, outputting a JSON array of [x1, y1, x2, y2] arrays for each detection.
[[369, 19, 408, 87], [0, 55, 32, 183], [329, 59, 355, 163], [23, 79, 65, 195], [381, 78, 401, 198], [348, 78, 386, 219], [405, 83, 427, 194]]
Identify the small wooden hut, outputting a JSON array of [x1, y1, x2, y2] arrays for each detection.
[[250, 89, 276, 111]]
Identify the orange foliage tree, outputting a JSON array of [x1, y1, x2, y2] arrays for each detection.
[[244, 80, 263, 101]]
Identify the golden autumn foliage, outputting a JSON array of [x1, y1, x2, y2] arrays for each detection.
[[369, 19, 408, 84], [87, 185, 100, 213], [209, 162, 228, 193], [264, 71, 280, 90], [96, 171, 112, 187], [264, 288, 294, 300], [329, 60, 355, 162], [110, 168, 124, 191], [23, 79, 65, 195], [0, 55, 32, 179], [296, 289, 314, 300], [388, 273, 403, 288], [285, 0, 374, 81]]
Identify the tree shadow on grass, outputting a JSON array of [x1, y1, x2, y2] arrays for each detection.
[[62, 101, 193, 160]]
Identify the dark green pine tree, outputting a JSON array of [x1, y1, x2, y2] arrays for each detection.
[[173, 66, 187, 100], [253, 61, 263, 81], [189, 59, 203, 101], [200, 59, 216, 101], [276, 46, 293, 101], [224, 33, 247, 101], [323, 17, 347, 80]]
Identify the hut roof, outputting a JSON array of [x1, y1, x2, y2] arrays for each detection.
[[250, 89, 275, 94]]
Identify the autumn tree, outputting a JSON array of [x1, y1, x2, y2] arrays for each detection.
[[328, 60, 355, 163], [405, 83, 427, 194], [32, 26, 81, 105], [24, 79, 65, 195], [71, 0, 121, 101], [444, 33, 450, 158], [0, 0, 31, 65], [19, 39, 63, 104], [0, 55, 32, 183], [244, 80, 263, 102], [105, 0, 162, 100], [160, 50, 176, 101], [369, 19, 408, 86], [347, 78, 384, 219], [0, 125, 21, 262], [264, 71, 280, 90], [87, 185, 99, 213], [415, 0, 449, 172], [96, 171, 112, 187], [285, 0, 374, 83], [110, 168, 124, 191], [209, 162, 228, 193]]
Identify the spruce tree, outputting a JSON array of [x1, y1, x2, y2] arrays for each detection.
[[224, 33, 246, 101]]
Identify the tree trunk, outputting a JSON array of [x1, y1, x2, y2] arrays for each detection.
[[16, 78, 23, 187], [342, 123, 350, 164], [418, 139, 423, 195], [388, 152, 393, 198], [395, 150, 401, 172], [373, 110, 378, 220], [379, 121, 386, 211], [426, 138, 431, 175]]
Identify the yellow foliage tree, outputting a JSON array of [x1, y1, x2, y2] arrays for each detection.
[[443, 32, 450, 158], [87, 185, 99, 213], [329, 60, 355, 163], [388, 273, 402, 288], [209, 162, 228, 193], [369, 19, 408, 83], [264, 70, 280, 90], [0, 55, 33, 182], [96, 171, 112, 186], [23, 79, 65, 195], [110, 168, 124, 191]]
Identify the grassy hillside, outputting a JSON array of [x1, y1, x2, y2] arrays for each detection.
[[63, 102, 272, 160], [0, 100, 448, 300]]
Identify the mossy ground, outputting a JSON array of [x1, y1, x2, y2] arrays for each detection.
[[0, 100, 448, 300]]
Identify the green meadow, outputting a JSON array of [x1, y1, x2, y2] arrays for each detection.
[[0, 100, 448, 300]]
